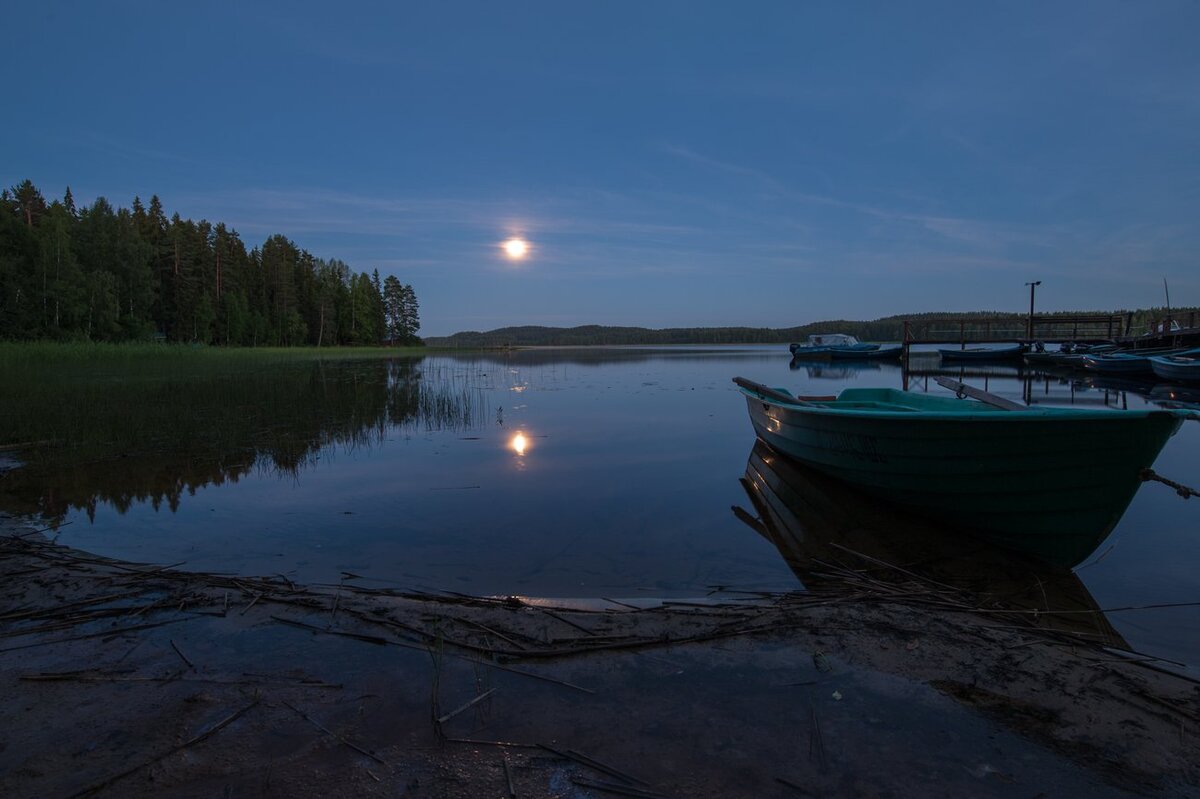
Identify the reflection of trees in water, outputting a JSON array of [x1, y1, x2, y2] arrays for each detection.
[[435, 347, 778, 369], [0, 356, 487, 524]]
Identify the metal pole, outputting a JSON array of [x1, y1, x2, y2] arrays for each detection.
[[1025, 281, 1041, 341]]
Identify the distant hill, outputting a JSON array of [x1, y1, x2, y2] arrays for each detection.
[[423, 314, 991, 348], [424, 308, 1198, 348]]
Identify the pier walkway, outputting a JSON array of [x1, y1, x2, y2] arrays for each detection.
[[901, 312, 1200, 358]]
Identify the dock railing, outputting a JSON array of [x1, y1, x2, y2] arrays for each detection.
[[901, 314, 1125, 350]]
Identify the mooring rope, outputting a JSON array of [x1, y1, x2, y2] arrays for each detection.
[[1140, 468, 1200, 499]]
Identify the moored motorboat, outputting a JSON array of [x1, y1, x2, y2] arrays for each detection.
[[789, 333, 879, 359], [732, 376, 1189, 563]]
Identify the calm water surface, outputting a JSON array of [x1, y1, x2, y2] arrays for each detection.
[[5, 346, 1198, 666]]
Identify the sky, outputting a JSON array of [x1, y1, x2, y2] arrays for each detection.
[[5, 1, 1199, 336]]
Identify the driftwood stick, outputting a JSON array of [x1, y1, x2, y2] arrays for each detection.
[[539, 608, 597, 636], [0, 590, 143, 622], [282, 700, 386, 765], [539, 743, 649, 788], [270, 615, 390, 646], [0, 617, 193, 653], [502, 751, 517, 798], [775, 776, 809, 794], [566, 747, 652, 788], [479, 661, 597, 694], [443, 736, 541, 748], [20, 672, 343, 688], [69, 699, 260, 797], [240, 592, 263, 616], [457, 618, 531, 650], [568, 777, 667, 799], [436, 687, 497, 725], [170, 639, 194, 669], [809, 705, 827, 772]]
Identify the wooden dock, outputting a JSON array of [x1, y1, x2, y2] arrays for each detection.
[[901, 312, 1200, 359], [902, 314, 1123, 348]]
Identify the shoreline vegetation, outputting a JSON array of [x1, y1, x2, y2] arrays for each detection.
[[0, 346, 456, 502]]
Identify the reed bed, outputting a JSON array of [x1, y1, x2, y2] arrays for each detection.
[[0, 343, 489, 525]]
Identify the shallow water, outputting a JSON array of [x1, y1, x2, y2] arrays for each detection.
[[4, 346, 1198, 667]]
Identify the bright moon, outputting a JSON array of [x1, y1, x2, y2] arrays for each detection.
[[503, 238, 529, 259]]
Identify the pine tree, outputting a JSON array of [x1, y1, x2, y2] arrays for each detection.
[[382, 275, 404, 344], [12, 180, 46, 229], [399, 283, 420, 342]]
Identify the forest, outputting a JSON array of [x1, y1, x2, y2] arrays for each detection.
[[0, 180, 420, 346], [425, 307, 1199, 348]]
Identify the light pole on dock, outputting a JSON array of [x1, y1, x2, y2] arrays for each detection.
[[1025, 281, 1041, 341]]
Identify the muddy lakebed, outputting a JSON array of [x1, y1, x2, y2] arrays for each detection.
[[2, 346, 1199, 797]]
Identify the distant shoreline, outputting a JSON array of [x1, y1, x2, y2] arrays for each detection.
[[425, 306, 1197, 348]]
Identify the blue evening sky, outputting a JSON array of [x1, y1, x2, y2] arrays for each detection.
[[6, 1, 1199, 336]]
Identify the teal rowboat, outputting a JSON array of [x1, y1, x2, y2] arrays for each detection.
[[736, 441, 1131, 637], [938, 343, 1026, 362], [1149, 348, 1200, 382], [733, 377, 1188, 564]]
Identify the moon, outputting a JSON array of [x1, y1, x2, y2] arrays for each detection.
[[503, 237, 529, 260]]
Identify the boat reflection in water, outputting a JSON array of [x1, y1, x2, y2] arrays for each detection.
[[791, 359, 883, 379], [733, 440, 1129, 649]]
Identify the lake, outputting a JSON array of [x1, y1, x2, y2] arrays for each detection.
[[3, 345, 1198, 668]]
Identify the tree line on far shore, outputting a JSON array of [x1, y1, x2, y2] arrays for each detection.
[[426, 307, 1198, 348], [0, 180, 421, 346]]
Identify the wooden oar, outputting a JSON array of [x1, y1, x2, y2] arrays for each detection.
[[732, 377, 808, 405], [933, 376, 1025, 411]]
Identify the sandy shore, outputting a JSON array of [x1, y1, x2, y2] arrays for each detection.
[[1, 512, 1198, 798]]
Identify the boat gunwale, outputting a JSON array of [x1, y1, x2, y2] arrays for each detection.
[[735, 383, 1187, 423]]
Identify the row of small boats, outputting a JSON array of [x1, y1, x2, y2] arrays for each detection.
[[789, 333, 1200, 381], [790, 334, 1030, 363], [1030, 343, 1200, 381]]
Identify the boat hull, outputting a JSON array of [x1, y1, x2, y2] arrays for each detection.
[[828, 344, 902, 360], [1023, 352, 1085, 368], [789, 344, 879, 359], [939, 344, 1025, 362], [1078, 351, 1182, 375], [1150, 356, 1200, 382], [739, 388, 1182, 564]]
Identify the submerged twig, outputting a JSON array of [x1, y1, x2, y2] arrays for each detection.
[[169, 639, 194, 669], [436, 688, 497, 725], [282, 700, 387, 765], [70, 699, 260, 797]]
